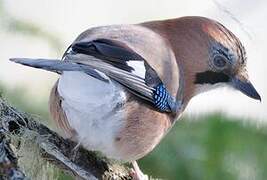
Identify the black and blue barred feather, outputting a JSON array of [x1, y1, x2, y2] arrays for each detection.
[[153, 83, 179, 113]]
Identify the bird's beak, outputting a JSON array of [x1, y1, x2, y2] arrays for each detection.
[[231, 72, 261, 101]]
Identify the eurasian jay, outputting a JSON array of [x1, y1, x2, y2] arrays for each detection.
[[11, 16, 261, 179]]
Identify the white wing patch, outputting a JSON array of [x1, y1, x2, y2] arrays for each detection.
[[127, 61, 146, 78]]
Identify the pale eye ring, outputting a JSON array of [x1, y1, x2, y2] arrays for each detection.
[[213, 55, 227, 68]]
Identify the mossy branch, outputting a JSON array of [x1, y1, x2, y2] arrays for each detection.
[[0, 98, 132, 180]]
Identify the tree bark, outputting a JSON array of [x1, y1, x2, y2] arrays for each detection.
[[0, 98, 132, 180]]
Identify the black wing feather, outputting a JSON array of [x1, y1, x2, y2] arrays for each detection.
[[71, 39, 144, 72]]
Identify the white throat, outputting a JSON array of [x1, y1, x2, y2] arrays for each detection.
[[194, 83, 227, 95]]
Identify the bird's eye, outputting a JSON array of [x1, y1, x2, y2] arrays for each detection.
[[213, 55, 227, 69]]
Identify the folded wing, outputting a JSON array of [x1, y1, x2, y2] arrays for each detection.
[[11, 39, 180, 113]]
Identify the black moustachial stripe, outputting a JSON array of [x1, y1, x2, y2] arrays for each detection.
[[194, 71, 229, 84]]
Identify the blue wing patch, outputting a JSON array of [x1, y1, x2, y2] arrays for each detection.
[[153, 83, 180, 113]]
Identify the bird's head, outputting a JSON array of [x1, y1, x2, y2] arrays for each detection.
[[172, 17, 261, 103]]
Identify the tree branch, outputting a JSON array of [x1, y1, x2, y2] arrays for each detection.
[[0, 133, 28, 179], [0, 98, 132, 180]]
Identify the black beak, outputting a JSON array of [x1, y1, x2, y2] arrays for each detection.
[[231, 77, 261, 101]]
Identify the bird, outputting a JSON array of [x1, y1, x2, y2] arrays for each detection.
[[10, 16, 261, 179]]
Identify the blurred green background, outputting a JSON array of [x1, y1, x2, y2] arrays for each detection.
[[0, 0, 266, 180], [140, 115, 267, 180]]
